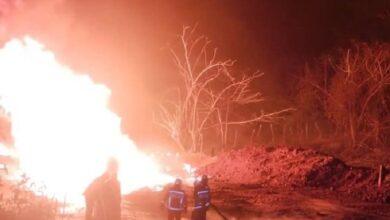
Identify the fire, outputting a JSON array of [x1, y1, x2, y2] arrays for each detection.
[[0, 37, 173, 206]]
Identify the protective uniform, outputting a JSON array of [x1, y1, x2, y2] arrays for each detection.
[[164, 178, 187, 220], [192, 175, 211, 220]]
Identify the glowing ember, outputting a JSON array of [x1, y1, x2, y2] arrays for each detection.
[[0, 37, 173, 205]]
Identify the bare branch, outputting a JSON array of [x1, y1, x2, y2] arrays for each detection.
[[223, 108, 295, 125], [158, 26, 295, 152]]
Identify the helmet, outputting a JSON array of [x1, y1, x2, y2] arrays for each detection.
[[201, 175, 208, 185], [193, 178, 199, 186], [174, 178, 182, 186]]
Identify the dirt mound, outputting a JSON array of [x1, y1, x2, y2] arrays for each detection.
[[198, 147, 390, 202]]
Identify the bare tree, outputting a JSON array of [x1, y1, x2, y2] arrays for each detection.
[[295, 42, 390, 149], [291, 60, 331, 142], [328, 43, 390, 149], [158, 27, 293, 153]]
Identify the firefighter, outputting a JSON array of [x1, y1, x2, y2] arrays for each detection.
[[163, 178, 187, 220], [84, 158, 121, 220], [192, 175, 211, 220]]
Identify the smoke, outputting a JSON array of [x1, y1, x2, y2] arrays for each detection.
[[0, 0, 22, 35], [0, 0, 70, 43], [0, 0, 23, 15]]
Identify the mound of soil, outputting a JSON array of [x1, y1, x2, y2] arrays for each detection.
[[198, 147, 390, 203]]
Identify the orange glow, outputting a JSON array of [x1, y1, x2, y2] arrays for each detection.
[[0, 143, 12, 156], [0, 37, 173, 206]]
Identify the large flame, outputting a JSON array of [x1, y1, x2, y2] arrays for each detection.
[[0, 37, 173, 205]]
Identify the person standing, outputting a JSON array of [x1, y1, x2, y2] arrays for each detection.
[[192, 175, 211, 220], [164, 178, 187, 220], [84, 158, 121, 220]]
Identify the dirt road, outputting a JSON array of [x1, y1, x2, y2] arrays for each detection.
[[119, 184, 390, 220]]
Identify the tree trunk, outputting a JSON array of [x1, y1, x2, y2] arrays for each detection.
[[349, 114, 356, 147], [270, 124, 275, 144], [305, 122, 309, 140], [315, 122, 322, 140], [250, 128, 256, 146]]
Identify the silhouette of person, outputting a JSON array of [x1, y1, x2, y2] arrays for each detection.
[[84, 158, 121, 220]]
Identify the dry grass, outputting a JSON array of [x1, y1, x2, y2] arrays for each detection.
[[0, 175, 60, 220]]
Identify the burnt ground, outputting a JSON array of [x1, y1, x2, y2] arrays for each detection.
[[123, 146, 390, 220]]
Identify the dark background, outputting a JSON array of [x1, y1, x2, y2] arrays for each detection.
[[1, 0, 389, 146]]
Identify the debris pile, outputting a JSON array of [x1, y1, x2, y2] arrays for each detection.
[[198, 147, 390, 202]]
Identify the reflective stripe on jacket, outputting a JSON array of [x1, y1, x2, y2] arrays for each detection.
[[194, 186, 210, 208], [167, 190, 186, 211]]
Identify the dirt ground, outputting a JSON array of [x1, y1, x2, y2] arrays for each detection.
[[70, 146, 390, 220], [121, 147, 390, 220], [120, 182, 390, 220], [193, 146, 390, 219], [4, 146, 390, 219], [65, 184, 390, 220]]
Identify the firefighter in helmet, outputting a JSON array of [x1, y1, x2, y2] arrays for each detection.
[[192, 175, 211, 220], [163, 178, 188, 220]]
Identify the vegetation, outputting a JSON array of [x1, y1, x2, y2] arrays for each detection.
[[293, 43, 390, 146], [158, 26, 293, 153], [158, 27, 390, 164], [0, 175, 65, 220]]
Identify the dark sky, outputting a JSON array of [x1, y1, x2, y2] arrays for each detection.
[[1, 0, 389, 144]]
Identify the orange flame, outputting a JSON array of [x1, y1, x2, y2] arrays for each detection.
[[0, 37, 173, 206]]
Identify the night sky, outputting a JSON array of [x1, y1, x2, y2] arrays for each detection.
[[2, 0, 389, 144]]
